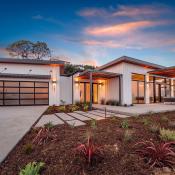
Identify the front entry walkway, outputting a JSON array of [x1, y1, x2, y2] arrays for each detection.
[[93, 103, 175, 116], [35, 110, 129, 128], [0, 106, 47, 163]]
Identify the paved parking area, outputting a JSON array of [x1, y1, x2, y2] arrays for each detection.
[[0, 106, 47, 163], [36, 110, 129, 128]]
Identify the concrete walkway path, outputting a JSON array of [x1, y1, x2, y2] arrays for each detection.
[[0, 106, 47, 163]]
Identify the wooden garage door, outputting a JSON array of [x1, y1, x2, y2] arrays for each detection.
[[0, 81, 49, 106]]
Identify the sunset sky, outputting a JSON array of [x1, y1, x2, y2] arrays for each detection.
[[0, 0, 175, 66]]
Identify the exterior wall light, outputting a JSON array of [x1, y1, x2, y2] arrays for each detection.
[[52, 80, 57, 85]]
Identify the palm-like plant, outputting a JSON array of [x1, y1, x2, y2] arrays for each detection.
[[76, 133, 103, 165], [135, 141, 175, 168]]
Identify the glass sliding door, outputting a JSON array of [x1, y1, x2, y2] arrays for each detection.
[[132, 74, 145, 104], [79, 82, 98, 103]]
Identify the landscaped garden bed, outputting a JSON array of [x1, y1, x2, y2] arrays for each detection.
[[1, 111, 175, 175], [44, 103, 89, 114]]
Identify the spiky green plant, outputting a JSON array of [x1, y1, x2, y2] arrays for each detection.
[[44, 121, 54, 129], [160, 128, 175, 141], [19, 162, 44, 175], [120, 120, 129, 129]]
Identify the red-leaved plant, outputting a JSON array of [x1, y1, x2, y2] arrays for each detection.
[[135, 141, 175, 168], [76, 133, 103, 166]]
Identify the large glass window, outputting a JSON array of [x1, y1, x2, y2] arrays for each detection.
[[132, 74, 145, 104]]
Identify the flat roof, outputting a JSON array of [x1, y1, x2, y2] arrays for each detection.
[[97, 56, 165, 70], [0, 73, 51, 79], [0, 58, 66, 65], [78, 70, 121, 80], [149, 66, 175, 78]]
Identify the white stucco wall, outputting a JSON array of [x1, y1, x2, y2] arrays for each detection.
[[0, 63, 61, 106], [105, 77, 119, 102], [60, 76, 72, 104], [102, 62, 154, 105]]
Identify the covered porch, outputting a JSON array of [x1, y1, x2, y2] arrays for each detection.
[[75, 70, 122, 110]]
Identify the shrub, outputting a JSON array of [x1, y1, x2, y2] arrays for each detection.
[[83, 103, 89, 111], [32, 128, 56, 145], [59, 105, 66, 112], [142, 118, 150, 126], [106, 100, 119, 106], [19, 162, 45, 175], [149, 124, 160, 133], [90, 119, 97, 129], [123, 130, 133, 142], [160, 116, 169, 122], [168, 121, 175, 129], [135, 141, 175, 168], [75, 132, 103, 165], [120, 120, 129, 129], [23, 143, 33, 155], [71, 105, 80, 112], [100, 98, 105, 105], [160, 128, 175, 141], [44, 121, 54, 129]]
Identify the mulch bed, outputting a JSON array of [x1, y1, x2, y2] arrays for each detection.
[[1, 111, 175, 175]]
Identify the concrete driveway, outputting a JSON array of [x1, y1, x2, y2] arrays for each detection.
[[0, 106, 47, 163]]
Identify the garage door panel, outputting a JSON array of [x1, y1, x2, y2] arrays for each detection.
[[20, 100, 34, 105], [4, 100, 19, 105], [20, 88, 34, 93], [35, 99, 48, 105], [20, 82, 34, 87], [0, 81, 49, 106], [4, 88, 19, 93], [4, 94, 19, 99], [4, 81, 19, 87], [20, 94, 34, 99]]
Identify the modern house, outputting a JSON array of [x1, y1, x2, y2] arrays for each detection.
[[0, 56, 175, 107]]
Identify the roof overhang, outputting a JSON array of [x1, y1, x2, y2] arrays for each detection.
[[77, 70, 121, 80], [149, 67, 175, 78], [0, 73, 51, 79], [97, 56, 165, 70], [0, 58, 66, 66]]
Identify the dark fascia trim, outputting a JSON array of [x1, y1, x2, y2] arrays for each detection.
[[0, 73, 51, 79], [78, 69, 121, 77], [0, 58, 66, 65], [97, 56, 165, 70]]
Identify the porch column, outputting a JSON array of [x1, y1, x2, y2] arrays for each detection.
[[145, 73, 150, 104], [171, 79, 174, 97], [90, 72, 93, 110], [119, 75, 122, 105]]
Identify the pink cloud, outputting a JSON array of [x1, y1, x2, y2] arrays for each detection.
[[85, 20, 163, 36], [113, 5, 171, 17], [82, 40, 122, 48]]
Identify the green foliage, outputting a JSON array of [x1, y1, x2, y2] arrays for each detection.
[[149, 124, 160, 133], [90, 119, 97, 129], [71, 105, 80, 112], [32, 41, 51, 59], [83, 103, 89, 111], [19, 162, 44, 175], [160, 116, 169, 122], [44, 121, 54, 129], [23, 143, 33, 155], [142, 118, 150, 126], [120, 120, 129, 129], [59, 105, 66, 112], [64, 64, 95, 74], [123, 130, 133, 142], [6, 40, 50, 59], [160, 128, 175, 141]]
